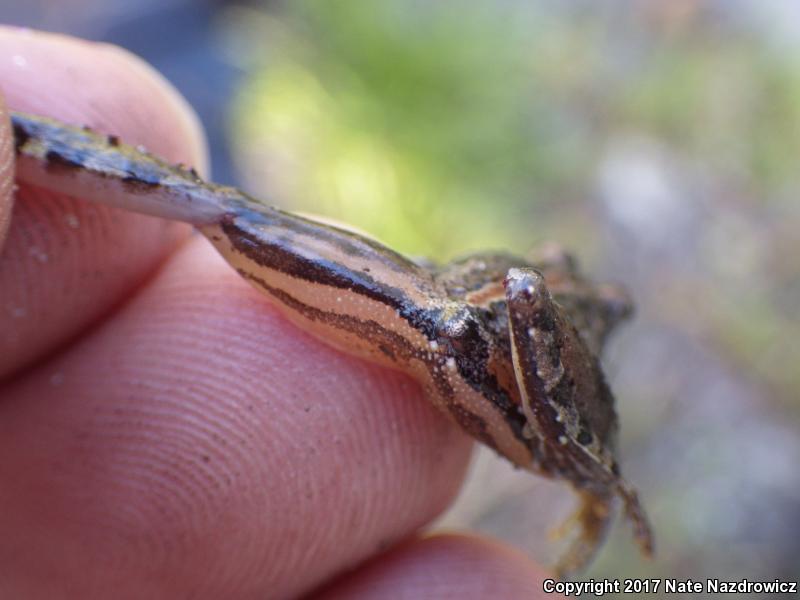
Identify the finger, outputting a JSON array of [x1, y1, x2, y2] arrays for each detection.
[[0, 237, 474, 599], [0, 26, 206, 378], [314, 533, 559, 599]]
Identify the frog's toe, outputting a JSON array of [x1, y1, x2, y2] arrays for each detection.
[[618, 481, 655, 557], [552, 490, 614, 579]]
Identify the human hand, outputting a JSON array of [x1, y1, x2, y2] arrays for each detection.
[[0, 27, 555, 599]]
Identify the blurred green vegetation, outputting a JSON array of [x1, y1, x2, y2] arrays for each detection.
[[227, 0, 800, 411], [230, 2, 800, 250], [229, 1, 597, 257]]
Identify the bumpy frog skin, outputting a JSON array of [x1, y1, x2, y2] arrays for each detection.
[[11, 111, 653, 576]]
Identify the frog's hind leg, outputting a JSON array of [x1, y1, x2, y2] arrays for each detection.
[[553, 481, 654, 578], [552, 490, 615, 579]]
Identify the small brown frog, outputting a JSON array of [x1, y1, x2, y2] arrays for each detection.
[[13, 110, 654, 576]]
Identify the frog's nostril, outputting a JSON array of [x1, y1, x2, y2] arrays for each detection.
[[503, 267, 546, 300]]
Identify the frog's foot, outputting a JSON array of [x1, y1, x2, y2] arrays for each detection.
[[549, 490, 614, 578], [551, 483, 654, 578], [617, 481, 655, 557]]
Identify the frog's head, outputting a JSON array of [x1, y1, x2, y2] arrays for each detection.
[[531, 244, 634, 356]]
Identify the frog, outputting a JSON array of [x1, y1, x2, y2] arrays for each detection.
[[11, 110, 654, 576]]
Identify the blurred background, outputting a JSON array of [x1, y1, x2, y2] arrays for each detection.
[[3, 0, 798, 594]]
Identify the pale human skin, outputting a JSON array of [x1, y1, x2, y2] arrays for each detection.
[[0, 27, 561, 599]]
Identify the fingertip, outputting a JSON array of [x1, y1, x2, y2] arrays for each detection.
[[0, 25, 207, 172], [0, 237, 475, 598]]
